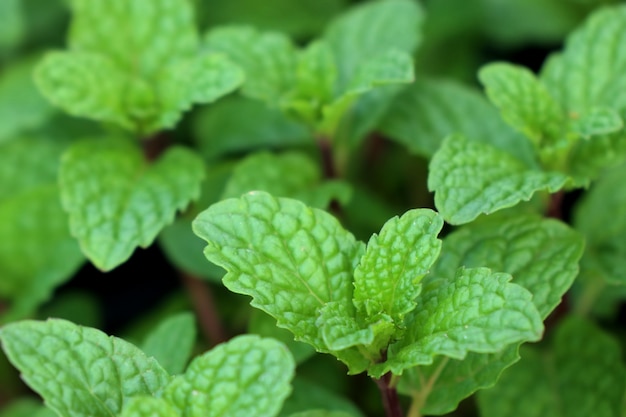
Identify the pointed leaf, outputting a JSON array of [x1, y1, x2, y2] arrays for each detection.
[[353, 209, 443, 325], [192, 192, 365, 352], [428, 134, 569, 224], [374, 268, 543, 376], [477, 317, 626, 417], [141, 312, 196, 375], [59, 139, 204, 271], [432, 213, 584, 318], [164, 335, 295, 417], [0, 319, 171, 417], [378, 78, 534, 162]]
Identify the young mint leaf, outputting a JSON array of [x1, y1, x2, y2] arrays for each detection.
[[353, 209, 443, 326], [140, 312, 196, 375], [204, 25, 297, 104], [477, 317, 626, 417], [192, 191, 365, 353], [478, 62, 566, 154], [59, 139, 204, 271], [574, 164, 626, 285], [428, 134, 569, 224], [569, 107, 623, 139], [36, 0, 243, 135], [163, 334, 295, 417], [374, 267, 543, 376], [291, 41, 336, 114], [323, 0, 423, 90], [0, 319, 171, 417], [377, 78, 535, 162], [432, 213, 584, 318], [222, 151, 351, 209], [397, 347, 520, 415], [0, 57, 55, 142], [120, 397, 179, 417]]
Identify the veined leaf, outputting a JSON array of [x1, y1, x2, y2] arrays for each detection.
[[373, 267, 543, 376], [192, 192, 364, 352], [0, 319, 171, 417], [120, 397, 179, 417], [428, 134, 569, 224], [477, 317, 626, 417], [164, 335, 295, 417], [59, 139, 204, 271]]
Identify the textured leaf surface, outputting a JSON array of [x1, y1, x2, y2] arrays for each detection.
[[59, 139, 204, 271], [574, 164, 626, 285], [119, 397, 178, 417], [141, 312, 196, 375], [0, 319, 171, 417], [398, 347, 520, 415], [478, 317, 626, 417], [375, 268, 543, 376], [378, 78, 533, 161], [428, 134, 569, 224], [192, 192, 364, 351], [353, 209, 443, 325], [432, 213, 584, 318], [164, 335, 295, 417], [223, 151, 351, 209], [0, 57, 55, 142], [479, 62, 565, 151], [323, 0, 423, 90]]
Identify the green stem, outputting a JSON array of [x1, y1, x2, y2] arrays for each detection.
[[374, 372, 404, 417], [407, 358, 449, 417]]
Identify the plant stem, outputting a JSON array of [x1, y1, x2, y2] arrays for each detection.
[[179, 272, 227, 346], [546, 190, 564, 219], [374, 372, 404, 417], [317, 135, 338, 180]]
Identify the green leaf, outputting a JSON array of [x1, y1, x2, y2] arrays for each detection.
[[323, 0, 423, 90], [120, 397, 179, 417], [0, 57, 55, 142], [478, 62, 566, 152], [141, 312, 196, 375], [192, 96, 311, 161], [353, 209, 443, 326], [222, 151, 351, 209], [59, 139, 204, 271], [570, 107, 624, 139], [574, 164, 626, 285], [288, 411, 355, 417], [378, 77, 535, 162], [163, 334, 295, 417], [432, 213, 584, 318], [0, 0, 23, 57], [0, 399, 57, 417], [477, 317, 626, 417], [0, 318, 171, 417], [397, 346, 519, 415], [374, 267, 543, 376], [280, 376, 364, 417], [428, 134, 569, 224], [204, 25, 297, 104], [192, 192, 365, 353]]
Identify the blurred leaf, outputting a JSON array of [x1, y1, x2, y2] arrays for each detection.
[[141, 312, 196, 375], [0, 0, 24, 57], [279, 377, 365, 417]]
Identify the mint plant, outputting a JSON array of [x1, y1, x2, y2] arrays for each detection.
[[1, 1, 626, 417]]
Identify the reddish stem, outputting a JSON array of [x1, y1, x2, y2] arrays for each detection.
[[179, 272, 227, 346], [375, 372, 404, 417]]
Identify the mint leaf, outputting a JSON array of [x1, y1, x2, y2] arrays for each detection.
[[37, 0, 242, 134], [59, 139, 204, 271], [479, 62, 565, 153], [353, 209, 443, 326], [281, 376, 365, 417], [0, 0, 23, 57], [141, 312, 196, 375], [288, 412, 355, 417], [323, 0, 423, 90], [574, 164, 626, 285], [428, 134, 569, 224], [477, 317, 626, 417], [0, 398, 56, 417], [222, 151, 351, 209], [192, 191, 364, 353], [0, 319, 171, 417], [120, 397, 178, 417], [0, 57, 54, 142], [397, 347, 519, 415], [569, 107, 623, 139], [375, 267, 543, 376], [204, 26, 297, 104], [164, 334, 295, 417], [432, 213, 584, 318], [378, 78, 534, 162]]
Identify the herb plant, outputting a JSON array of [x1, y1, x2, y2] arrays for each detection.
[[1, 1, 625, 417]]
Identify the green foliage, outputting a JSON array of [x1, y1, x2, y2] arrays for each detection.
[[1, 2, 624, 417]]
